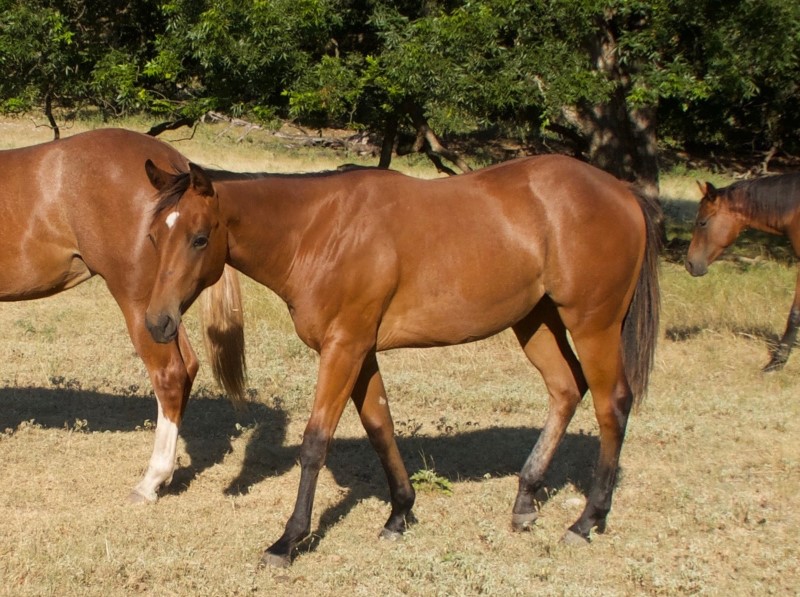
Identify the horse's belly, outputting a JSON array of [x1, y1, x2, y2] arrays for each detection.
[[0, 245, 91, 300], [376, 280, 542, 350]]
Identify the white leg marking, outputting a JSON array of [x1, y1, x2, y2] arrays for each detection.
[[165, 211, 180, 229], [132, 398, 179, 502]]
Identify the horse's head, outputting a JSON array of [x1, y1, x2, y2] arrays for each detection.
[[144, 160, 228, 343], [685, 181, 742, 277]]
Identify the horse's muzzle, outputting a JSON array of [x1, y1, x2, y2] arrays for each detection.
[[684, 259, 708, 277], [146, 312, 179, 343]]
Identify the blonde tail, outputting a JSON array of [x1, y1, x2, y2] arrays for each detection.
[[200, 265, 247, 406]]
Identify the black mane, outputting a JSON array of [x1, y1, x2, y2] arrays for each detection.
[[722, 172, 800, 226], [152, 164, 381, 215]]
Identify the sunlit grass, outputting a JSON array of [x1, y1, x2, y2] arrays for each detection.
[[1, 117, 799, 595]]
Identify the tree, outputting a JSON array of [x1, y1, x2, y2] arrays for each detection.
[[143, 0, 343, 124], [0, 0, 167, 135], [2, 0, 798, 175], [285, 0, 800, 191], [0, 1, 79, 134]]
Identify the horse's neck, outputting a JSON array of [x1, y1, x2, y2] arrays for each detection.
[[727, 190, 784, 235], [219, 176, 321, 300]]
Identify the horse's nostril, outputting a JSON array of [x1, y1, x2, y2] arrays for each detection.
[[162, 315, 177, 338], [684, 259, 707, 278], [146, 312, 178, 343]]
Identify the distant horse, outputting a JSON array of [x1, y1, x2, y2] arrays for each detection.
[[0, 129, 245, 502], [143, 155, 661, 567], [686, 174, 800, 371]]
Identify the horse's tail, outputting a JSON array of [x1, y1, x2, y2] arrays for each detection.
[[200, 265, 247, 406], [622, 186, 662, 409]]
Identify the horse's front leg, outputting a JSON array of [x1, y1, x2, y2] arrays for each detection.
[[128, 322, 197, 502], [764, 266, 800, 372], [261, 339, 370, 568]]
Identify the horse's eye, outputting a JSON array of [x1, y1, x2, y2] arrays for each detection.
[[192, 235, 209, 249], [697, 218, 708, 229]]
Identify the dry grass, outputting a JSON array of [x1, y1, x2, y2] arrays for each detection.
[[2, 119, 799, 595]]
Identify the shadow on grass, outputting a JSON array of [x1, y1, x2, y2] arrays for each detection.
[[0, 385, 288, 494], [665, 322, 783, 356], [0, 385, 599, 555]]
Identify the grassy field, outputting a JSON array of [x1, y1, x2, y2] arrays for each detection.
[[1, 118, 798, 596]]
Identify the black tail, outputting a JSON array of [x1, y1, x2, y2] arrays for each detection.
[[622, 186, 662, 407]]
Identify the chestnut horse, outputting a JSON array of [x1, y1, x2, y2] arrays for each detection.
[[0, 129, 245, 502], [686, 174, 800, 371], [143, 155, 661, 567]]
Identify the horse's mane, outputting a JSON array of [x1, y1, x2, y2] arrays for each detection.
[[153, 165, 381, 215], [722, 172, 800, 226]]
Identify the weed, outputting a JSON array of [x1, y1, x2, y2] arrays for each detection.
[[410, 453, 453, 495]]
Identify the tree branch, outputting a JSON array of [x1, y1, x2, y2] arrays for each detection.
[[145, 117, 196, 137], [44, 92, 59, 140], [405, 102, 472, 175]]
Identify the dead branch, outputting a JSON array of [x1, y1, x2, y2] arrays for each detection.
[[145, 117, 196, 137], [406, 103, 472, 175], [761, 145, 778, 174]]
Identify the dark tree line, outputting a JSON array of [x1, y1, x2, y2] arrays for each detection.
[[2, 0, 799, 193]]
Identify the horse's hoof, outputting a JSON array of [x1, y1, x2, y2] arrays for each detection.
[[511, 511, 538, 532], [379, 527, 404, 541], [763, 360, 785, 373], [128, 489, 157, 505], [561, 529, 590, 546], [260, 552, 291, 569]]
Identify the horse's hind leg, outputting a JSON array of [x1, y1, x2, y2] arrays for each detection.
[[564, 326, 632, 542], [511, 299, 587, 531], [764, 266, 800, 372], [350, 352, 415, 539]]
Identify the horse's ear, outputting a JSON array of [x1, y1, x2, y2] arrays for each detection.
[[188, 162, 215, 197], [696, 180, 717, 201], [145, 159, 173, 191]]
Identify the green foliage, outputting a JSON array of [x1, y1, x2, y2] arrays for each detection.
[[1, 0, 799, 158], [0, 1, 78, 111]]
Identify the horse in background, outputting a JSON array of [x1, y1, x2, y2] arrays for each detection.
[[143, 155, 661, 567], [686, 173, 800, 371], [0, 129, 246, 502]]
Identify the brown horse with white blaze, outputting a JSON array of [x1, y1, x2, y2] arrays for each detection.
[[144, 155, 661, 567], [686, 174, 800, 371], [0, 129, 245, 502]]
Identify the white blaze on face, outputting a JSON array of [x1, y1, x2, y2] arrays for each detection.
[[165, 211, 180, 229]]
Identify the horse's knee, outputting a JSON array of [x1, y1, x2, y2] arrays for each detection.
[[151, 358, 191, 416], [299, 429, 330, 470], [549, 386, 583, 420]]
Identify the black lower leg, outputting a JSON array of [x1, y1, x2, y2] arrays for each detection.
[[261, 432, 328, 567], [765, 306, 800, 371]]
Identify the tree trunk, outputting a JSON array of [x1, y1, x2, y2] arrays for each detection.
[[378, 113, 398, 169], [576, 11, 660, 203], [44, 92, 60, 140]]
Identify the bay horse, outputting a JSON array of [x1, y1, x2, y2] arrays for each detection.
[[686, 174, 800, 371], [143, 155, 661, 567], [0, 129, 245, 503]]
